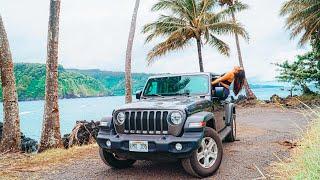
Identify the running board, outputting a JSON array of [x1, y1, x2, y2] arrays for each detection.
[[218, 126, 232, 140]]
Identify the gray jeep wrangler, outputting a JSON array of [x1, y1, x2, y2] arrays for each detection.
[[97, 73, 236, 178]]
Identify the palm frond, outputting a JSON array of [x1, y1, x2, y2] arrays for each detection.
[[143, 0, 250, 62], [147, 31, 192, 63], [208, 34, 230, 56], [280, 0, 320, 46], [152, 0, 194, 21], [206, 21, 249, 41], [142, 15, 190, 42]]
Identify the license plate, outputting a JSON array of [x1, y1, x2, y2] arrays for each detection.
[[129, 141, 148, 152]]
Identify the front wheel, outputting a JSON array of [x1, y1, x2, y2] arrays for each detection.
[[99, 148, 136, 169], [181, 127, 223, 178]]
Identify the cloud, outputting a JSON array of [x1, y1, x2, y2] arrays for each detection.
[[0, 0, 309, 81]]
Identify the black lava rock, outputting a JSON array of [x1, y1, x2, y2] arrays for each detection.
[[0, 122, 38, 153]]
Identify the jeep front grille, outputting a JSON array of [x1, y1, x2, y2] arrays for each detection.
[[123, 110, 169, 135]]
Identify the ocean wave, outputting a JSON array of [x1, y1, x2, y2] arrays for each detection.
[[20, 111, 34, 115]]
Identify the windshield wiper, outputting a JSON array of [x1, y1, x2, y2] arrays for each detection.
[[149, 94, 165, 98], [170, 92, 191, 97]]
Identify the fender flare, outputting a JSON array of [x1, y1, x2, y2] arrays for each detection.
[[183, 111, 214, 132], [99, 116, 114, 130], [225, 103, 235, 126]]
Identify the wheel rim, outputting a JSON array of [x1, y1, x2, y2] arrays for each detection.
[[197, 137, 218, 168]]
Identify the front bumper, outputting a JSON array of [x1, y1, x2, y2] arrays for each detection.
[[97, 131, 204, 160]]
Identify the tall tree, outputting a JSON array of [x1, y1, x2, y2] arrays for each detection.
[[125, 0, 141, 104], [219, 0, 256, 99], [0, 15, 21, 153], [280, 0, 320, 48], [275, 51, 320, 94], [39, 0, 62, 152], [143, 0, 249, 72]]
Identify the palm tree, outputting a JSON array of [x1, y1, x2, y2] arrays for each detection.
[[280, 0, 320, 48], [39, 0, 63, 152], [219, 0, 256, 99], [143, 0, 249, 72], [0, 15, 21, 153], [125, 0, 141, 104]]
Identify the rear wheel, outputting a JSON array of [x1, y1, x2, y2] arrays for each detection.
[[181, 127, 223, 178], [225, 113, 236, 142], [99, 148, 136, 169]]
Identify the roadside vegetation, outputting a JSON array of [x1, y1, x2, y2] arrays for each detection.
[[272, 112, 320, 179]]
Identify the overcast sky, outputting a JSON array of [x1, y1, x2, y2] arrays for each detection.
[[0, 0, 309, 81]]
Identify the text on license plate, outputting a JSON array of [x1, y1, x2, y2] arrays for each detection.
[[129, 141, 148, 152]]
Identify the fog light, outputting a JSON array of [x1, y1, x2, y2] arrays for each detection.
[[106, 140, 111, 147], [175, 143, 182, 151]]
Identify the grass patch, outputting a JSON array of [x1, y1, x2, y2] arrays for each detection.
[[0, 144, 98, 178], [272, 113, 320, 179], [298, 94, 320, 101]]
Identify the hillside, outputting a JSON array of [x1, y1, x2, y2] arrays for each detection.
[[68, 69, 151, 96], [0, 63, 152, 101]]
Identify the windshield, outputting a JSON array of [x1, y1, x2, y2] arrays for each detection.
[[143, 75, 209, 97]]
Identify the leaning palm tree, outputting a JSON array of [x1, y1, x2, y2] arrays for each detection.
[[0, 15, 21, 153], [125, 0, 141, 104], [143, 0, 249, 72], [39, 0, 63, 152], [280, 0, 320, 49], [219, 0, 256, 99]]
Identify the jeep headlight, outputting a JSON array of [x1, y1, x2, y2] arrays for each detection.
[[116, 112, 125, 125], [170, 111, 183, 125]]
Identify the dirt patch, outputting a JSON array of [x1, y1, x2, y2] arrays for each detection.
[[0, 144, 97, 179], [277, 140, 298, 149], [237, 124, 267, 137]]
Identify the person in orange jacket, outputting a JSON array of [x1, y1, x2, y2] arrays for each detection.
[[211, 66, 246, 98]]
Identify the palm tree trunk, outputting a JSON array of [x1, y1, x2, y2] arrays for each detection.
[[125, 0, 140, 104], [196, 38, 204, 72], [39, 0, 62, 152], [231, 12, 256, 99], [0, 15, 21, 153]]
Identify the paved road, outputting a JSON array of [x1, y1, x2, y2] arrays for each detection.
[[40, 106, 309, 179]]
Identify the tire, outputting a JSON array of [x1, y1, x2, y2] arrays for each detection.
[[225, 112, 236, 142], [99, 148, 136, 169], [181, 127, 223, 178]]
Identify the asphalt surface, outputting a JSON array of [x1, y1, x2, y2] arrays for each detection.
[[39, 106, 308, 179]]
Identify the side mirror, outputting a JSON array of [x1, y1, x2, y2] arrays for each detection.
[[214, 87, 226, 99], [135, 90, 142, 100]]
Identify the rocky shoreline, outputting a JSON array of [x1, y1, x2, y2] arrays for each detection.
[[0, 122, 38, 153], [236, 94, 320, 108]]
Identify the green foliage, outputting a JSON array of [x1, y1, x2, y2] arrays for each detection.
[[0, 63, 152, 101], [280, 0, 320, 47], [68, 69, 151, 96], [311, 32, 320, 53], [142, 0, 249, 62], [275, 51, 320, 94]]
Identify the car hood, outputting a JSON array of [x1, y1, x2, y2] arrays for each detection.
[[115, 97, 212, 114]]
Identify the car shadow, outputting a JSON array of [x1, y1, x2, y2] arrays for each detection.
[[98, 160, 197, 179]]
